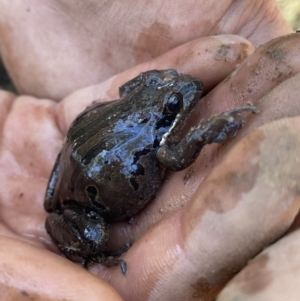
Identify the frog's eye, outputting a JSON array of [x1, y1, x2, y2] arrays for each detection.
[[163, 92, 183, 114], [144, 73, 163, 86]]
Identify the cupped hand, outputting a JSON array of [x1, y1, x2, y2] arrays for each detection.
[[1, 31, 300, 301], [0, 0, 292, 100]]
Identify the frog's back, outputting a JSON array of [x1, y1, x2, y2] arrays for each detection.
[[54, 97, 165, 220]]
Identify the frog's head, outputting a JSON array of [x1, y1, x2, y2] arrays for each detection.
[[123, 69, 203, 144]]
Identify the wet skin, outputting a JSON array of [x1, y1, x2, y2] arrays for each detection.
[[44, 69, 258, 274]]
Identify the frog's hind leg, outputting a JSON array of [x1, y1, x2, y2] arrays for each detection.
[[157, 105, 259, 171], [44, 152, 61, 212]]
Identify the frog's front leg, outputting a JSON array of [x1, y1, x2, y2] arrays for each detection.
[[44, 152, 61, 212], [156, 105, 259, 171]]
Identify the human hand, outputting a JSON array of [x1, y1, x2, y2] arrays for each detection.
[[1, 31, 300, 300], [0, 0, 292, 100]]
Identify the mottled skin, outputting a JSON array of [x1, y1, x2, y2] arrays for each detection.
[[44, 69, 258, 274]]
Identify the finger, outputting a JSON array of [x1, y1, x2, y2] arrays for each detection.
[[199, 33, 300, 120], [0, 94, 62, 244], [217, 230, 300, 301], [188, 33, 300, 188], [98, 116, 300, 300], [0, 236, 124, 301], [59, 34, 254, 132], [0, 0, 289, 100]]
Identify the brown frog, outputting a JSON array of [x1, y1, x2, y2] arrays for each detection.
[[44, 69, 258, 274]]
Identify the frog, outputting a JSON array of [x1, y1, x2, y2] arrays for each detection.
[[44, 69, 258, 274]]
